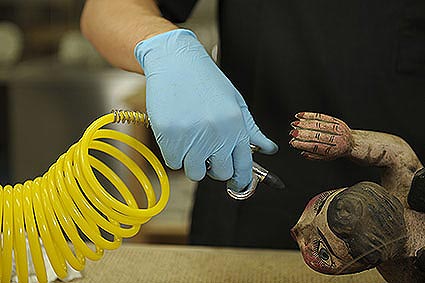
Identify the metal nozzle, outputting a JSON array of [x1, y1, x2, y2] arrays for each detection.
[[206, 144, 284, 200], [226, 161, 285, 200]]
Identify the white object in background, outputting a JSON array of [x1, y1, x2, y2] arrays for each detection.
[[58, 30, 106, 68], [0, 21, 23, 66], [10, 236, 82, 283]]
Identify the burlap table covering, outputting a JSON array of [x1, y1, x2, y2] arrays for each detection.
[[65, 244, 385, 283]]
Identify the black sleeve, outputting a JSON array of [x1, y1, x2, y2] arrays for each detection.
[[156, 0, 199, 23]]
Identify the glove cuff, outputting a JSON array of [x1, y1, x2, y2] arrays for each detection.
[[134, 29, 198, 71]]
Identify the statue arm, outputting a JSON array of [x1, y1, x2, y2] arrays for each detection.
[[289, 112, 423, 185]]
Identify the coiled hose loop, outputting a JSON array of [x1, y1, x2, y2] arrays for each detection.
[[0, 110, 170, 283]]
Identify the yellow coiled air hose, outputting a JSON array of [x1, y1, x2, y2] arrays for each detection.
[[0, 110, 170, 283]]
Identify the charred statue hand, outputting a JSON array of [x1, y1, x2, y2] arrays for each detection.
[[289, 112, 353, 160]]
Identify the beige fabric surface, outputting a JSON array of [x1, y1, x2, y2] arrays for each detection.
[[63, 244, 386, 283]]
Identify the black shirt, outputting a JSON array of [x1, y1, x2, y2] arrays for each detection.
[[158, 0, 425, 249]]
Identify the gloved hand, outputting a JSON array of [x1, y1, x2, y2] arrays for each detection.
[[134, 29, 278, 192]]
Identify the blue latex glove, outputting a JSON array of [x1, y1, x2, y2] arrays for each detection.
[[134, 29, 278, 192]]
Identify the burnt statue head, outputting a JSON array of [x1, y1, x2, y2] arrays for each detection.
[[291, 181, 407, 275]]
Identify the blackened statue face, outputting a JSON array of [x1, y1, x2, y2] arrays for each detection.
[[291, 182, 407, 275]]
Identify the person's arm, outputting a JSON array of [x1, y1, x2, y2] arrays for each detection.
[[80, 0, 278, 192], [80, 0, 177, 73], [289, 112, 423, 189]]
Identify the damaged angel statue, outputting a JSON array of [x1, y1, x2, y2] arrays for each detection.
[[289, 112, 425, 283]]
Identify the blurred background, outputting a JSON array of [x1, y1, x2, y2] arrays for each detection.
[[0, 0, 218, 245]]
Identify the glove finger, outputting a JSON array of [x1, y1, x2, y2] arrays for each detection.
[[160, 149, 184, 169], [183, 149, 208, 181], [157, 141, 184, 170], [226, 139, 252, 192], [249, 128, 279, 155], [206, 153, 234, 181], [241, 107, 278, 154], [150, 122, 186, 170]]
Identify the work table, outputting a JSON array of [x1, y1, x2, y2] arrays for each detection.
[[67, 244, 385, 283]]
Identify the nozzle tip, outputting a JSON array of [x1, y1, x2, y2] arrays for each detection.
[[264, 173, 285, 190]]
